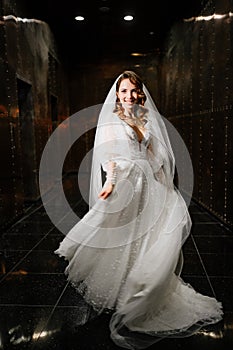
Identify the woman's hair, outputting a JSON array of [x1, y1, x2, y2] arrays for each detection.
[[113, 70, 148, 124]]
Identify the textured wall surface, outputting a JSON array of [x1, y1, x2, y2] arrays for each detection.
[[160, 0, 233, 228], [0, 0, 70, 229]]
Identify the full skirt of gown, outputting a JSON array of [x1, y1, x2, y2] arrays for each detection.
[[55, 157, 223, 349]]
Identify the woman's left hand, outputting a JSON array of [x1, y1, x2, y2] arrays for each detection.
[[98, 183, 114, 200]]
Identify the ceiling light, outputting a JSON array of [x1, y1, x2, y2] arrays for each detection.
[[75, 16, 85, 21], [124, 15, 134, 21], [131, 52, 147, 57]]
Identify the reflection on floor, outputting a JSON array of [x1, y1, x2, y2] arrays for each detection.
[[0, 174, 232, 349]]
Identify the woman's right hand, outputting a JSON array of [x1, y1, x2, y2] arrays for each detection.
[[98, 183, 114, 200]]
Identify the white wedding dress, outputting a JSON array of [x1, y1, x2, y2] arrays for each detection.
[[55, 112, 223, 349]]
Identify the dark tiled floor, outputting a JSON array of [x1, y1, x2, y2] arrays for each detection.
[[0, 174, 232, 349]]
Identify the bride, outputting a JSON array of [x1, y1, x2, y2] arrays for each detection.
[[55, 70, 223, 349]]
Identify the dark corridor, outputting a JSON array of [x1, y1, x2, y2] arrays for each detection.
[[0, 0, 233, 349]]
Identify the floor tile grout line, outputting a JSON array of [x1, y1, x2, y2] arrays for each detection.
[[4, 195, 82, 236], [191, 235, 217, 298], [0, 303, 82, 308], [4, 195, 83, 233], [0, 198, 83, 284], [8, 200, 47, 228], [0, 272, 65, 275], [190, 234, 232, 237], [195, 221, 226, 229], [0, 223, 63, 283], [182, 274, 233, 279], [0, 226, 56, 284], [0, 304, 60, 307], [0, 250, 61, 253], [7, 184, 75, 228], [184, 252, 233, 255], [31, 281, 70, 348]]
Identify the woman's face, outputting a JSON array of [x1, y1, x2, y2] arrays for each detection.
[[116, 78, 139, 111]]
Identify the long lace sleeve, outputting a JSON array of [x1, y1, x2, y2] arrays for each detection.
[[89, 114, 130, 207], [105, 161, 117, 185]]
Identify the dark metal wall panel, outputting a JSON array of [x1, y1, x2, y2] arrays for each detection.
[[161, 0, 233, 228], [201, 114, 214, 207], [211, 113, 228, 215], [0, 9, 25, 228], [0, 0, 70, 230], [191, 23, 201, 113], [0, 118, 24, 228]]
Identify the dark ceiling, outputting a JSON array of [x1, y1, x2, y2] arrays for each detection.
[[19, 0, 207, 65]]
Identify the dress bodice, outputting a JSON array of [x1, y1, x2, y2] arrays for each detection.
[[123, 121, 151, 160]]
